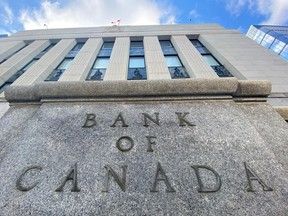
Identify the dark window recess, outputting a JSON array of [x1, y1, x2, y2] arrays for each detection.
[[46, 58, 73, 81], [128, 68, 147, 80], [34, 43, 56, 59], [0, 82, 12, 94], [46, 42, 84, 81], [66, 43, 84, 58], [191, 39, 233, 77], [168, 67, 189, 79], [46, 69, 66, 81], [98, 42, 114, 57], [159, 41, 177, 55], [130, 41, 144, 56], [160, 40, 189, 79], [87, 68, 106, 80], [128, 41, 146, 80], [86, 42, 114, 81]]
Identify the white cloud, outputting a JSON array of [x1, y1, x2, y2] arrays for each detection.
[[261, 0, 288, 25], [19, 0, 176, 30], [225, 0, 288, 25], [0, 3, 14, 25], [189, 10, 200, 18]]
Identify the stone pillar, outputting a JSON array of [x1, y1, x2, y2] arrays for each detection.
[[171, 35, 218, 78], [104, 37, 130, 80], [144, 36, 170, 80], [0, 41, 26, 63], [59, 38, 103, 81], [13, 39, 76, 86], [0, 40, 51, 86]]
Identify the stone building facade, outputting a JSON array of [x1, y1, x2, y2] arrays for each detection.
[[1, 24, 288, 215], [1, 24, 288, 117]]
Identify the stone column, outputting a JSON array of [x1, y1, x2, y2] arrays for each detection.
[[104, 37, 130, 80], [144, 36, 170, 80], [171, 35, 218, 78], [0, 41, 26, 63], [59, 38, 103, 81], [13, 39, 76, 86], [0, 40, 51, 86]]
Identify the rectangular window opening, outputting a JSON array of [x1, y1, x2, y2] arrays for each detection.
[[128, 41, 146, 80], [160, 40, 189, 79], [86, 42, 114, 81], [190, 39, 233, 77]]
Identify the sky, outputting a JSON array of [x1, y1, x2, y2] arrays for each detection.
[[0, 0, 288, 36]]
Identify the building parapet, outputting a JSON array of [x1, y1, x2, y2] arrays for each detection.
[[4, 78, 271, 104]]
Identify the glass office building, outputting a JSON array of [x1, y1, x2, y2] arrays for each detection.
[[246, 25, 288, 61]]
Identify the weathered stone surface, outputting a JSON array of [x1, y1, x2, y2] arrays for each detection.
[[5, 78, 274, 103], [274, 106, 288, 120], [0, 100, 288, 215]]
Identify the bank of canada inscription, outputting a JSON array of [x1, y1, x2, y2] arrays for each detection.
[[15, 112, 273, 194]]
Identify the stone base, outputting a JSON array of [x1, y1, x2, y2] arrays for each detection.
[[0, 100, 288, 215]]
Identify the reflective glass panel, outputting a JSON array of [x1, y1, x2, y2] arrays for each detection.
[[280, 45, 288, 60], [165, 56, 182, 67], [190, 40, 202, 47], [22, 59, 38, 71], [168, 67, 190, 79], [87, 69, 106, 80], [253, 30, 265, 43], [58, 59, 73, 69], [129, 57, 145, 68], [128, 68, 147, 80], [0, 83, 11, 94], [72, 43, 84, 51], [271, 39, 285, 54], [102, 42, 114, 49], [160, 41, 172, 47], [203, 55, 220, 66], [130, 41, 143, 48], [93, 58, 109, 69], [261, 34, 275, 48]]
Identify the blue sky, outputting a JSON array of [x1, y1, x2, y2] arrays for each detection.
[[1, 0, 288, 35]]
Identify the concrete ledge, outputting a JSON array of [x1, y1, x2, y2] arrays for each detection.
[[274, 106, 288, 121], [4, 78, 271, 103], [234, 80, 271, 97]]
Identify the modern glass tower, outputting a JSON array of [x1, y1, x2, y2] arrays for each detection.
[[246, 25, 288, 60]]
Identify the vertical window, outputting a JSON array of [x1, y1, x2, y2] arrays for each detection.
[[280, 45, 288, 60], [0, 43, 57, 92], [128, 41, 146, 80], [86, 42, 114, 81], [190, 39, 233, 77], [261, 34, 275, 49], [160, 40, 189, 79], [270, 39, 286, 54], [46, 42, 84, 81]]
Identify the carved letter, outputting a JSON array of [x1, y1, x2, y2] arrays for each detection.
[[16, 166, 43, 191], [146, 136, 157, 152], [244, 162, 273, 192], [175, 112, 196, 127], [102, 165, 127, 192], [116, 136, 134, 152], [82, 114, 96, 128], [191, 165, 221, 193], [151, 162, 176, 192], [142, 113, 160, 127], [110, 113, 128, 127], [55, 163, 80, 192]]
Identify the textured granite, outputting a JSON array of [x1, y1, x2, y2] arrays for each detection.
[[5, 78, 239, 102], [0, 101, 288, 215], [274, 106, 288, 120]]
